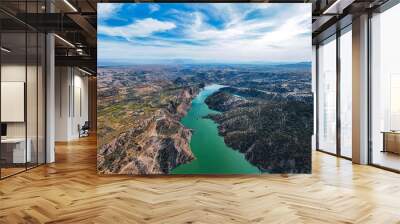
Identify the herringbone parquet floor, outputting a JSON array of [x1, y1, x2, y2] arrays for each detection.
[[1, 135, 400, 224]]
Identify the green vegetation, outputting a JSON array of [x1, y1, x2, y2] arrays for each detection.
[[205, 87, 313, 173], [97, 63, 312, 174]]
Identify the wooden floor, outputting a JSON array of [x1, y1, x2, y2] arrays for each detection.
[[373, 150, 400, 171], [0, 167, 26, 178], [1, 136, 400, 224]]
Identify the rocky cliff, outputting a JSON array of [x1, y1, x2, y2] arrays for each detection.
[[97, 87, 199, 174], [204, 87, 313, 173]]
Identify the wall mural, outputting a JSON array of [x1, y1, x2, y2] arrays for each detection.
[[97, 3, 313, 174]]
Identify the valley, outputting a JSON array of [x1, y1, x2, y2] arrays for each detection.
[[97, 63, 312, 174]]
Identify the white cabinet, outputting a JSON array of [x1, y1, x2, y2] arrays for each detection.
[[1, 138, 32, 163]]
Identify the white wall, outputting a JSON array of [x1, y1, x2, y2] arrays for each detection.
[[1, 63, 46, 164], [1, 64, 42, 138], [1, 64, 26, 138], [72, 73, 89, 138], [55, 66, 70, 141], [55, 67, 89, 141]]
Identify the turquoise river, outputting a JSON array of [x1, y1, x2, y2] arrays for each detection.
[[171, 84, 260, 174]]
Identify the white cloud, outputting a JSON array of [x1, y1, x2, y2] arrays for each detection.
[[98, 3, 311, 63], [98, 18, 176, 39], [149, 4, 160, 13], [184, 11, 275, 42], [99, 32, 310, 64], [180, 5, 310, 48], [98, 3, 122, 19]]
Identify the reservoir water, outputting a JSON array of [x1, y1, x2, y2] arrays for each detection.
[[171, 84, 260, 174]]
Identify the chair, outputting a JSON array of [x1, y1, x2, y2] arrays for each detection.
[[79, 121, 90, 138]]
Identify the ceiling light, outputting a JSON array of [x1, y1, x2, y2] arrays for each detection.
[[1, 47, 11, 53], [78, 67, 94, 76], [63, 0, 78, 12], [76, 48, 85, 55], [322, 0, 354, 15], [54, 34, 75, 48]]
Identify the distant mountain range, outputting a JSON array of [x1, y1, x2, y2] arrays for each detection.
[[98, 59, 311, 68], [273, 62, 311, 68]]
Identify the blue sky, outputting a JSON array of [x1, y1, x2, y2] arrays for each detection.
[[98, 3, 311, 65]]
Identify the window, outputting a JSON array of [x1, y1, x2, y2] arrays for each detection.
[[317, 36, 337, 154], [370, 3, 400, 171], [339, 27, 352, 158], [0, 1, 46, 179]]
